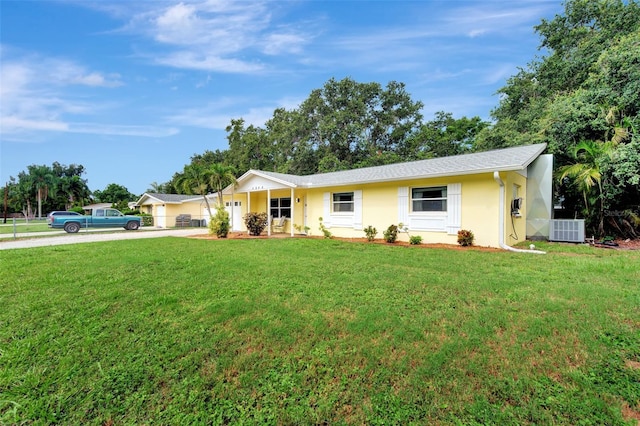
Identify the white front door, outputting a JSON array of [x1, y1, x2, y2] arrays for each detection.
[[156, 205, 166, 228], [225, 201, 243, 231]]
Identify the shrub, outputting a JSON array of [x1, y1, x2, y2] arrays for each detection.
[[318, 217, 332, 239], [244, 212, 269, 236], [383, 224, 398, 243], [457, 229, 474, 246], [409, 235, 422, 245], [364, 225, 377, 241], [138, 213, 154, 227], [294, 223, 311, 235], [210, 206, 230, 238]]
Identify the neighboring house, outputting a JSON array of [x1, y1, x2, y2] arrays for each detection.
[[136, 193, 217, 228], [81, 203, 112, 214], [82, 202, 138, 214], [221, 143, 553, 248]]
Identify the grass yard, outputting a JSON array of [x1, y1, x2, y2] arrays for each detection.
[[1, 238, 639, 425], [0, 221, 51, 235]]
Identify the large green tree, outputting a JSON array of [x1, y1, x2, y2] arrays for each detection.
[[477, 0, 640, 237], [405, 112, 488, 159], [92, 184, 137, 204], [223, 77, 424, 176]]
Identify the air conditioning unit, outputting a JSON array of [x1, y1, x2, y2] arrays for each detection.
[[549, 219, 585, 243]]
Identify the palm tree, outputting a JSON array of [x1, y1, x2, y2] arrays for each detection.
[[559, 140, 615, 236], [60, 175, 90, 209], [29, 165, 56, 219], [146, 181, 169, 194], [208, 163, 237, 207], [174, 163, 215, 217]]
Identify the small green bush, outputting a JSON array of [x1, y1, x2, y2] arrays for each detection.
[[319, 217, 332, 239], [409, 235, 422, 245], [457, 229, 474, 246], [138, 213, 154, 227], [383, 224, 398, 243], [364, 225, 377, 241], [244, 212, 269, 236], [210, 206, 230, 238]]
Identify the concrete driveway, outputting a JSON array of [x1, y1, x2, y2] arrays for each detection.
[[0, 228, 210, 250]]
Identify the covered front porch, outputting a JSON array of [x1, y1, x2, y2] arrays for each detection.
[[226, 170, 308, 237]]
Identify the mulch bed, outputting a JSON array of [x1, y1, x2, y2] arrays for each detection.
[[591, 238, 640, 250], [190, 232, 639, 251]]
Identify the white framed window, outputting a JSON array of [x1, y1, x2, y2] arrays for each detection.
[[270, 197, 291, 218], [323, 190, 362, 229], [411, 186, 447, 212], [332, 192, 354, 213], [400, 184, 460, 234]]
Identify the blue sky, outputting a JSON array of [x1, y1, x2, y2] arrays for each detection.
[[1, 0, 564, 196]]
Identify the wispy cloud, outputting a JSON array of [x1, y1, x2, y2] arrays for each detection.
[[442, 3, 551, 38], [167, 94, 304, 130], [0, 46, 174, 140], [113, 0, 313, 73]]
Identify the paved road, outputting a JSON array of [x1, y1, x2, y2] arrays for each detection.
[[0, 228, 210, 250]]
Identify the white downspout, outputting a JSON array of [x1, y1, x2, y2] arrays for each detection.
[[493, 171, 546, 254]]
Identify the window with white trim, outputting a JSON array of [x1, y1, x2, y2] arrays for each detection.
[[411, 186, 447, 212], [333, 192, 354, 213], [270, 197, 291, 218]]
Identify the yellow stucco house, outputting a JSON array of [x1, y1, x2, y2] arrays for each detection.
[[225, 143, 552, 248], [137, 143, 553, 249]]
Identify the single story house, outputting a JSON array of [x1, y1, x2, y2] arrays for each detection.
[[223, 143, 553, 248], [136, 193, 217, 228], [138, 143, 553, 248]]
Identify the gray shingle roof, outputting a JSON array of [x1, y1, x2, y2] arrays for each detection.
[[141, 193, 201, 203], [249, 143, 547, 188]]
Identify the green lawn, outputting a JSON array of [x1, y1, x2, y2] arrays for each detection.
[[0, 221, 51, 235], [1, 238, 638, 424]]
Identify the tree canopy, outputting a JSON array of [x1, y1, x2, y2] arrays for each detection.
[[476, 0, 640, 237], [4, 163, 91, 219]]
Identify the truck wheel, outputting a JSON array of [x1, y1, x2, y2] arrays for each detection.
[[126, 221, 140, 230], [64, 222, 81, 233]]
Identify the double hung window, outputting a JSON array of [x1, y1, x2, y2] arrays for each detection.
[[411, 186, 447, 212], [332, 192, 354, 213]]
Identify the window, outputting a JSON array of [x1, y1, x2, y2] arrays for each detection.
[[270, 198, 291, 218], [412, 186, 447, 212], [333, 192, 354, 213]]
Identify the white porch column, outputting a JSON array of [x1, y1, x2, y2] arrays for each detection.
[[267, 189, 271, 236], [230, 192, 234, 230], [290, 187, 295, 237], [247, 192, 251, 235]]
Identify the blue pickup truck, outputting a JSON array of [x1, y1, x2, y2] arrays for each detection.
[[48, 208, 142, 233]]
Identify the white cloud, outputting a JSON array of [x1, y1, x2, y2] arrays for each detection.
[[69, 123, 179, 137], [0, 116, 69, 132], [167, 94, 303, 130], [262, 32, 307, 55], [443, 4, 551, 37], [116, 1, 311, 72], [0, 47, 172, 141], [153, 51, 264, 73]]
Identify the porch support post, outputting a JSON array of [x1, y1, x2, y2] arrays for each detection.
[[230, 192, 234, 231], [247, 192, 251, 235], [290, 187, 295, 237], [267, 189, 271, 236]]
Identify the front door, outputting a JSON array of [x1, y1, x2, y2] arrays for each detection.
[[225, 201, 243, 231], [156, 205, 166, 228]]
